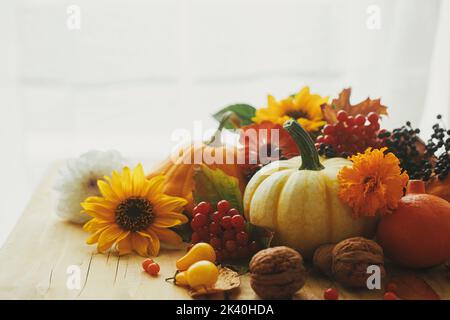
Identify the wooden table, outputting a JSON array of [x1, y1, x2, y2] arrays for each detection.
[[0, 163, 448, 300]]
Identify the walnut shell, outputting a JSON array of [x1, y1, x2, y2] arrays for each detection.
[[332, 237, 385, 288], [249, 246, 307, 299], [313, 244, 335, 277]]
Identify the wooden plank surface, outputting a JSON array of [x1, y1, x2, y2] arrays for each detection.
[[0, 163, 448, 300]]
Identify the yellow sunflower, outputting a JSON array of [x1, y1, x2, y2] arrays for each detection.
[[253, 86, 329, 132], [81, 164, 188, 256]]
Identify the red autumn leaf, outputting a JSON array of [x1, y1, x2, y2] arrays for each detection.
[[321, 88, 388, 124], [390, 274, 440, 300]]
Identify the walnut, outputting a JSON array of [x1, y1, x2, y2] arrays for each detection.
[[332, 237, 385, 288], [313, 244, 335, 277], [249, 246, 307, 299]]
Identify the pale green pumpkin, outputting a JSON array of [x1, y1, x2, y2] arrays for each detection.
[[244, 120, 377, 257]]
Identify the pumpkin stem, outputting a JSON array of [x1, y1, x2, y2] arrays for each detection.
[[205, 111, 235, 146], [406, 180, 426, 194], [283, 120, 325, 171]]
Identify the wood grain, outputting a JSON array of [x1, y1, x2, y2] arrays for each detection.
[[0, 163, 448, 300]]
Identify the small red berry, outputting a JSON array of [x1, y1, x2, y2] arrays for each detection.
[[370, 122, 380, 131], [322, 124, 335, 135], [217, 200, 230, 214], [354, 114, 366, 126], [367, 112, 379, 124], [316, 135, 325, 143], [223, 230, 235, 241], [236, 231, 249, 245], [324, 288, 339, 300], [386, 282, 397, 293], [193, 213, 207, 226], [225, 240, 237, 252], [209, 222, 221, 234], [197, 226, 210, 241], [142, 258, 153, 271], [194, 201, 211, 215], [146, 262, 160, 276], [323, 135, 334, 145], [191, 232, 201, 244], [211, 211, 222, 223], [383, 292, 398, 300], [231, 214, 245, 229], [227, 208, 240, 217], [221, 216, 233, 229], [337, 110, 348, 122], [345, 116, 354, 126], [210, 237, 222, 249]]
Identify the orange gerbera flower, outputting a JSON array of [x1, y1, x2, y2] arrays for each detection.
[[338, 147, 409, 217]]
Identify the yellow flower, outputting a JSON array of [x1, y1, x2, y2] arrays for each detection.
[[252, 86, 329, 132], [338, 148, 409, 217], [81, 164, 188, 256]]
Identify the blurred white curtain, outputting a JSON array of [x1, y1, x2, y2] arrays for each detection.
[[0, 0, 448, 245], [421, 0, 450, 138]]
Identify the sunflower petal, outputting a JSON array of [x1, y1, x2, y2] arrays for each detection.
[[132, 164, 146, 195], [109, 170, 125, 200], [153, 195, 188, 214], [81, 201, 115, 220], [97, 225, 124, 253], [86, 227, 108, 245], [150, 226, 182, 246], [121, 167, 132, 198], [117, 234, 132, 255], [83, 218, 111, 233], [137, 229, 160, 256], [144, 175, 166, 199], [130, 233, 149, 257], [152, 214, 187, 228], [97, 180, 118, 201]]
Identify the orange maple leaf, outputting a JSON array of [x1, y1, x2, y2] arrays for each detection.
[[321, 88, 388, 124]]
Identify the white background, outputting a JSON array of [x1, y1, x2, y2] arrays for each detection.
[[1, 0, 449, 245]]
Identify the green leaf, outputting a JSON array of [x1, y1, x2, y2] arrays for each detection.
[[193, 165, 243, 213], [223, 260, 251, 275], [170, 217, 192, 243], [212, 104, 256, 129], [246, 223, 274, 250]]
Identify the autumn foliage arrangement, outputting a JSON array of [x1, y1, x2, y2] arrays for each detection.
[[53, 84, 449, 300]]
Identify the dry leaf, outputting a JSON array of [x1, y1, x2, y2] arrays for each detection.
[[321, 88, 388, 124], [189, 267, 241, 297], [390, 274, 440, 300]]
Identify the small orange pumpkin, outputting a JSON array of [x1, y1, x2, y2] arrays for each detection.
[[147, 114, 245, 213], [377, 180, 450, 268]]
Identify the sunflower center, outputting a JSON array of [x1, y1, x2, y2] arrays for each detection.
[[286, 110, 309, 120], [115, 197, 154, 232]]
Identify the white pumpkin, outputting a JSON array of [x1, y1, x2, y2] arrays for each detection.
[[244, 120, 378, 257]]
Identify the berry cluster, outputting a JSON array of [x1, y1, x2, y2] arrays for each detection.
[[382, 121, 428, 180], [384, 115, 449, 181], [316, 110, 384, 158], [190, 200, 259, 262], [428, 115, 450, 181]]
